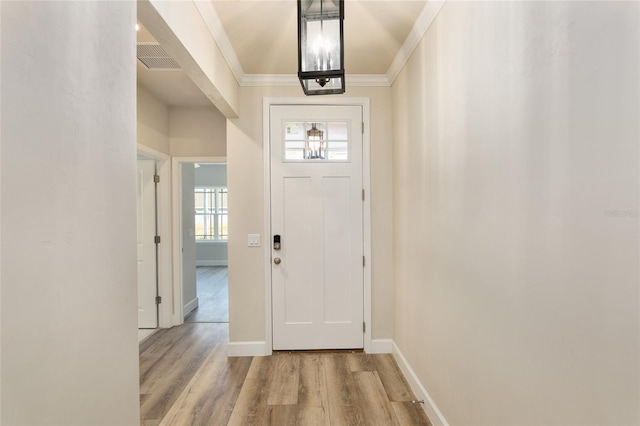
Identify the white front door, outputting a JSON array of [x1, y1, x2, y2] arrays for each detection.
[[270, 105, 364, 350], [137, 158, 157, 328]]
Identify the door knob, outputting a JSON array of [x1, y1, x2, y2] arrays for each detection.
[[274, 257, 281, 265]]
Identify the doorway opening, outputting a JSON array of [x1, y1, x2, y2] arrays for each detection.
[[172, 157, 228, 325]]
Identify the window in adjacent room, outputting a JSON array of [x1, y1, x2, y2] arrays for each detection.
[[194, 187, 228, 241]]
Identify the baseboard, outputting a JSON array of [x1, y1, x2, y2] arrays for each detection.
[[183, 297, 198, 316], [392, 341, 449, 426], [227, 341, 268, 357], [370, 339, 393, 354], [196, 260, 228, 266]]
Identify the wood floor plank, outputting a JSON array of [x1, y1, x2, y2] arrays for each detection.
[[140, 324, 223, 423], [139, 324, 200, 377], [324, 354, 365, 425], [227, 356, 276, 426], [140, 324, 211, 392], [347, 352, 375, 372], [391, 401, 433, 426], [352, 371, 400, 426], [159, 343, 252, 426], [267, 353, 301, 406], [373, 354, 415, 401], [268, 405, 298, 426], [297, 354, 331, 426], [140, 326, 211, 394]]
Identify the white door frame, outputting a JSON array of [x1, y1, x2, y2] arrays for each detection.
[[136, 144, 173, 328], [263, 97, 372, 354], [171, 156, 227, 326]]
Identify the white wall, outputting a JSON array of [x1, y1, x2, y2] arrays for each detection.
[[137, 83, 170, 155], [170, 106, 226, 157], [227, 86, 394, 345], [195, 164, 228, 266], [182, 164, 197, 316], [392, 1, 639, 425], [0, 2, 139, 424]]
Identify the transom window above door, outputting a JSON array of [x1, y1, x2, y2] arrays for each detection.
[[283, 121, 350, 162]]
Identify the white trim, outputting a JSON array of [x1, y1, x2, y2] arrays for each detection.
[[348, 74, 391, 87], [242, 74, 298, 87], [196, 260, 228, 267], [137, 144, 172, 328], [241, 74, 390, 87], [192, 0, 245, 85], [227, 341, 268, 357], [361, 99, 372, 354], [172, 156, 227, 327], [263, 101, 273, 356], [392, 341, 449, 426], [386, 0, 446, 85], [183, 297, 199, 316], [262, 97, 372, 354], [137, 144, 169, 161], [370, 339, 393, 354]]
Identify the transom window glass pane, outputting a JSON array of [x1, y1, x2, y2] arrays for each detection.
[[283, 120, 350, 162]]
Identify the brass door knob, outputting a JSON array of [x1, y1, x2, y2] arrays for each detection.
[[274, 257, 281, 265]]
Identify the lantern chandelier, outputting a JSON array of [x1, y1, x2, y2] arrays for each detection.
[[297, 0, 345, 95]]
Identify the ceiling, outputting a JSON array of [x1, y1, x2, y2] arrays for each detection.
[[137, 0, 428, 107]]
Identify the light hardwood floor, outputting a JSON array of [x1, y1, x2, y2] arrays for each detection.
[[140, 323, 431, 425]]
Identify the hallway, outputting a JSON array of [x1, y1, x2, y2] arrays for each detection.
[[139, 323, 431, 425]]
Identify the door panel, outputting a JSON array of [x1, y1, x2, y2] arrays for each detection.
[[271, 105, 363, 350], [322, 176, 353, 323], [282, 177, 314, 324], [137, 158, 158, 328]]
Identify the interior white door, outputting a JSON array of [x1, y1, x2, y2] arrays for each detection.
[[271, 105, 364, 350], [137, 158, 158, 328]]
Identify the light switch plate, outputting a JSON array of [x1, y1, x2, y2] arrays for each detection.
[[248, 234, 261, 247]]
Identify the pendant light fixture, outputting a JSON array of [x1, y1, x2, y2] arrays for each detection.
[[297, 0, 345, 95]]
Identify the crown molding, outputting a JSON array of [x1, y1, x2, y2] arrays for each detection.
[[241, 74, 390, 87], [347, 74, 391, 87], [386, 0, 446, 85], [194, 0, 445, 89], [241, 74, 299, 87], [193, 0, 245, 85]]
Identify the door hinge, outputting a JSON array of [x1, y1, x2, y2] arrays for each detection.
[[362, 189, 365, 201], [362, 122, 365, 134], [363, 322, 366, 333], [154, 235, 161, 244], [363, 256, 366, 267], [153, 174, 160, 183], [155, 296, 162, 304]]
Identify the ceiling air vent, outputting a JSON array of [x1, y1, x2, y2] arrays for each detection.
[[137, 42, 181, 70]]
